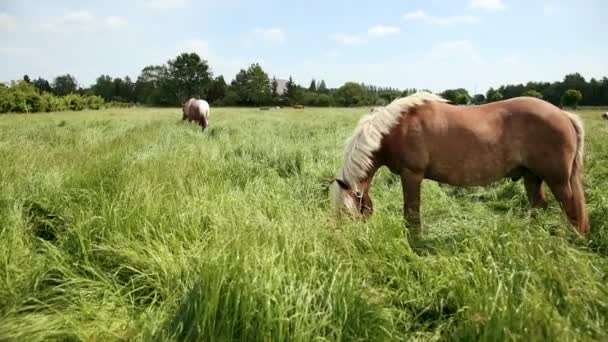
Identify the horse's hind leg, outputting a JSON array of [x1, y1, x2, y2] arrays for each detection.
[[523, 172, 548, 209]]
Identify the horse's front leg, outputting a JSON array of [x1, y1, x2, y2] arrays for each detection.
[[401, 170, 423, 242]]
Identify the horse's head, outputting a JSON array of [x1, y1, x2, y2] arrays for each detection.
[[330, 178, 373, 219]]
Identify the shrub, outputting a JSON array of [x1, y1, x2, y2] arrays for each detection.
[[86, 95, 104, 110], [523, 90, 543, 99], [63, 94, 86, 111], [219, 90, 241, 106], [26, 92, 46, 112], [562, 89, 583, 109], [375, 98, 388, 106], [0, 88, 14, 113], [11, 90, 28, 113]]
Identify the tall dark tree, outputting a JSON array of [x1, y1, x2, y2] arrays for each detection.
[[271, 76, 279, 97], [317, 80, 328, 94], [207, 75, 227, 103], [134, 65, 171, 105], [230, 69, 249, 105], [23, 75, 31, 83], [32, 77, 52, 93], [245, 63, 272, 105], [52, 74, 78, 96], [92, 75, 114, 101], [308, 79, 317, 92], [285, 76, 297, 102]]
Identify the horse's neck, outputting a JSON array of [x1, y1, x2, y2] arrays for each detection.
[[350, 162, 380, 192]]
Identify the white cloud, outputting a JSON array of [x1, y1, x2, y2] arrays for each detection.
[[403, 10, 478, 25], [145, 0, 190, 9], [428, 40, 484, 64], [41, 10, 128, 33], [403, 10, 427, 21], [367, 25, 400, 38], [434, 15, 478, 25], [470, 0, 506, 11], [331, 33, 368, 46], [332, 25, 400, 46], [104, 16, 128, 29], [0, 12, 17, 31], [252, 28, 286, 44]]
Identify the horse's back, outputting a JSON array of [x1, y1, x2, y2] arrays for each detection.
[[411, 97, 578, 185]]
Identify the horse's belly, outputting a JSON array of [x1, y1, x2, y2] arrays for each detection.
[[425, 154, 518, 186]]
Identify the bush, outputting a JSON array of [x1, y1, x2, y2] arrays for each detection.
[[219, 90, 241, 106], [26, 92, 46, 112], [11, 90, 28, 113], [523, 90, 543, 99], [301, 92, 331, 107], [562, 89, 583, 109], [63, 94, 86, 111], [86, 95, 104, 110], [0, 88, 14, 113]]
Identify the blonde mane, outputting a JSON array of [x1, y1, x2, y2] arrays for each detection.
[[338, 92, 447, 188]]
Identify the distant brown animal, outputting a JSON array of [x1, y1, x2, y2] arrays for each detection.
[[602, 112, 608, 120], [182, 98, 210, 132], [331, 92, 589, 240]]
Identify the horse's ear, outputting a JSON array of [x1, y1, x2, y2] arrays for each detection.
[[335, 179, 349, 190]]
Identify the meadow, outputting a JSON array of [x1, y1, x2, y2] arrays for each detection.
[[1, 106, 607, 341]]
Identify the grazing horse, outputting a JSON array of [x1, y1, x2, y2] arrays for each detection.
[[182, 98, 210, 131], [330, 92, 589, 239]]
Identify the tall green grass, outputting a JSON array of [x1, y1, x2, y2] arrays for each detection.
[[1, 107, 607, 341]]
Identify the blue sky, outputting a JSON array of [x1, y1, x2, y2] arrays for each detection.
[[1, 0, 606, 93]]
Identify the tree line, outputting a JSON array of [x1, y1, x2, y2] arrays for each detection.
[[2, 52, 607, 114], [440, 73, 607, 109]]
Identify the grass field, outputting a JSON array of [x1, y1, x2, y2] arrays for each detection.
[[1, 106, 608, 341]]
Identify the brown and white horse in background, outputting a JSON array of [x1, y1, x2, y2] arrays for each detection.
[[182, 98, 210, 132], [330, 92, 589, 240]]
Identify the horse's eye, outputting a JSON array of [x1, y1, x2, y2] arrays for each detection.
[[355, 191, 362, 198]]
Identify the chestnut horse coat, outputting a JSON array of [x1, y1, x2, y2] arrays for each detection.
[[331, 93, 588, 237]]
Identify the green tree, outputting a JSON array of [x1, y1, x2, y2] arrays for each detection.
[[334, 82, 368, 107], [229, 69, 249, 105], [167, 52, 212, 102], [561, 89, 583, 108], [207, 75, 227, 104], [317, 80, 329, 94], [134, 65, 172, 105], [271, 77, 279, 97], [52, 74, 78, 96], [441, 88, 470, 105], [92, 75, 115, 101], [245, 63, 272, 106], [522, 89, 543, 99], [471, 94, 485, 105], [32, 77, 52, 93], [308, 79, 317, 92], [285, 76, 297, 103], [486, 88, 503, 103]]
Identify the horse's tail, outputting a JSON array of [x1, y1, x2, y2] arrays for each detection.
[[564, 111, 589, 235]]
